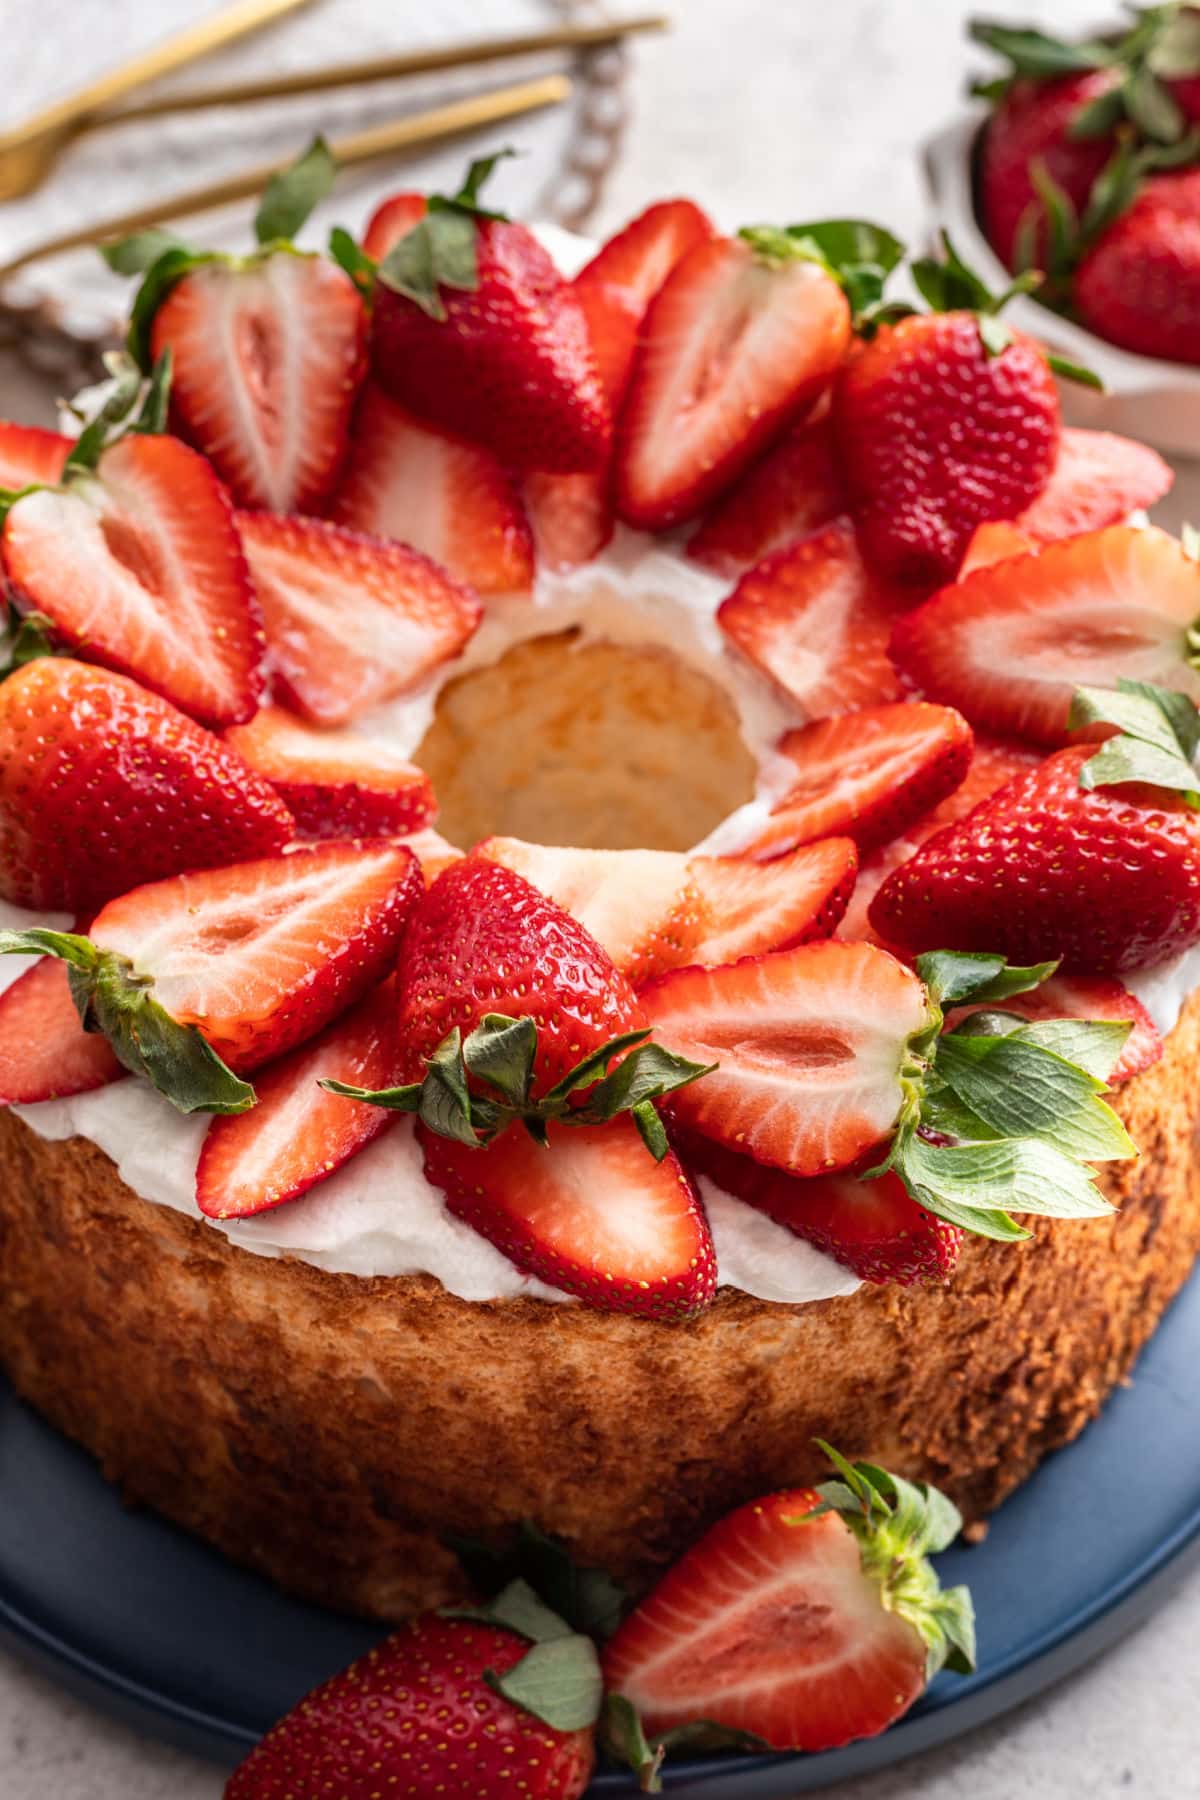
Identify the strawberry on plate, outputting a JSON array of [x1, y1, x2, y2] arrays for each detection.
[[197, 977, 400, 1218], [3, 431, 265, 728], [746, 702, 973, 860], [236, 511, 481, 728], [108, 140, 366, 514], [225, 704, 435, 839], [361, 189, 427, 262], [0, 955, 122, 1105], [686, 407, 847, 578], [333, 855, 718, 1315], [869, 742, 1200, 973], [603, 1451, 973, 1757], [0, 658, 294, 911], [686, 1132, 963, 1286], [717, 520, 903, 716], [834, 239, 1074, 586], [0, 421, 71, 491], [227, 1606, 596, 1800], [325, 382, 535, 596], [477, 836, 856, 984], [616, 232, 850, 530], [947, 973, 1161, 1086], [522, 470, 614, 572], [573, 196, 714, 412], [890, 525, 1200, 747], [642, 939, 931, 1179], [369, 154, 610, 475], [0, 842, 422, 1110], [1016, 428, 1173, 543]]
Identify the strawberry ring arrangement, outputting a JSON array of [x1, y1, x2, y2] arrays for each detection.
[[0, 137, 1199, 1791]]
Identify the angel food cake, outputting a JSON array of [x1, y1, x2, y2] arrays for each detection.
[[0, 154, 1198, 1621]]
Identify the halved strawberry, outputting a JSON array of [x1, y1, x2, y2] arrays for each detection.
[[224, 704, 435, 839], [686, 409, 847, 577], [420, 1112, 716, 1317], [947, 973, 1161, 1085], [890, 526, 1200, 747], [687, 1132, 962, 1285], [89, 841, 422, 1076], [325, 383, 534, 596], [603, 1473, 969, 1753], [687, 841, 857, 965], [151, 253, 366, 514], [3, 434, 265, 728], [1016, 428, 1173, 544], [0, 956, 122, 1104], [616, 236, 851, 530], [196, 978, 400, 1218], [573, 197, 714, 411], [361, 190, 427, 262], [745, 703, 973, 860], [0, 421, 71, 491], [959, 519, 1035, 575], [0, 657, 294, 912], [237, 511, 481, 727], [522, 471, 614, 571], [401, 826, 462, 884], [718, 520, 903, 716], [642, 940, 930, 1178]]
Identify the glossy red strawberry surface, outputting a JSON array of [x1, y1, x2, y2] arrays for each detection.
[[1074, 168, 1200, 366], [979, 71, 1119, 271], [224, 705, 435, 840], [0, 956, 122, 1105]]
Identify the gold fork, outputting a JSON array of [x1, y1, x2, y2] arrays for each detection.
[[0, 0, 315, 203]]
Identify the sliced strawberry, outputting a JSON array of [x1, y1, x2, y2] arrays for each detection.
[[325, 383, 534, 596], [420, 1113, 716, 1318], [151, 254, 366, 514], [3, 434, 265, 728], [196, 978, 400, 1218], [475, 838, 704, 984], [522, 470, 613, 571], [686, 409, 848, 577], [1016, 428, 1173, 544], [959, 519, 1036, 575], [361, 190, 427, 262], [746, 703, 973, 859], [0, 956, 122, 1104], [237, 511, 481, 727], [401, 826, 462, 884], [718, 520, 903, 716], [224, 704, 435, 839], [687, 841, 857, 965], [687, 1133, 962, 1285], [573, 197, 714, 411], [602, 1486, 932, 1751], [616, 236, 851, 530], [0, 657, 294, 912], [0, 421, 71, 491], [947, 973, 1161, 1085], [890, 525, 1200, 747], [839, 735, 1041, 946], [91, 841, 421, 1073], [642, 940, 930, 1178]]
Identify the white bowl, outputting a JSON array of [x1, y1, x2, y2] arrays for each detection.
[[923, 113, 1200, 458]]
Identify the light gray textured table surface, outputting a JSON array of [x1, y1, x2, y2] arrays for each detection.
[[0, 1, 1198, 1795]]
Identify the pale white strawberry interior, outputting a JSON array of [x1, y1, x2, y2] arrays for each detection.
[[478, 839, 693, 964]]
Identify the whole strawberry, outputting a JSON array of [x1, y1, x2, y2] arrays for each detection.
[[369, 153, 610, 474], [111, 139, 366, 515], [0, 657, 294, 910], [225, 1612, 595, 1800], [870, 742, 1200, 973], [835, 250, 1063, 585], [978, 70, 1119, 271], [1075, 168, 1200, 365]]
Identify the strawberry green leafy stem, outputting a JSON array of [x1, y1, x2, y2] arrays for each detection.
[[737, 218, 907, 330], [368, 147, 517, 320], [324, 1014, 714, 1161], [0, 928, 255, 1115], [868, 949, 1135, 1243], [1071, 676, 1200, 803], [442, 1577, 604, 1734]]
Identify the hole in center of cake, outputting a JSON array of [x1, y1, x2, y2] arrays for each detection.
[[414, 630, 758, 853]]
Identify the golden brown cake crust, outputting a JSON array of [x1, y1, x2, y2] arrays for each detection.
[[0, 989, 1198, 1620]]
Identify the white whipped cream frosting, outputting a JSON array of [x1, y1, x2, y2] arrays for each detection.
[[17, 226, 1194, 1311]]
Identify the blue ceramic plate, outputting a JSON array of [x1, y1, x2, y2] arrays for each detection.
[[1, 1270, 1198, 1795]]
